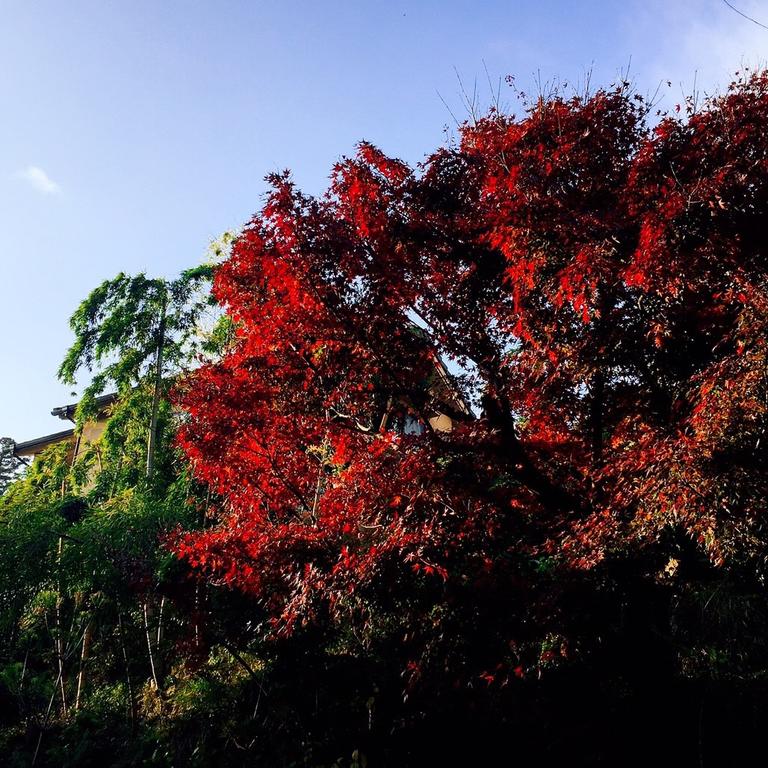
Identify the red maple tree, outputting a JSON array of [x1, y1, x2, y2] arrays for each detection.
[[174, 71, 768, 687]]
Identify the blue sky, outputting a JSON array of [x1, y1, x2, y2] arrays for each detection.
[[2, 0, 767, 441]]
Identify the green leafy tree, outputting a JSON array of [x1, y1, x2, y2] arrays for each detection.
[[0, 246, 268, 766], [58, 267, 214, 480], [0, 437, 21, 495]]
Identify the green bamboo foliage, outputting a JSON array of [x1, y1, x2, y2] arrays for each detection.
[[58, 267, 215, 480]]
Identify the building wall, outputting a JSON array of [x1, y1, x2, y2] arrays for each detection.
[[74, 419, 108, 461]]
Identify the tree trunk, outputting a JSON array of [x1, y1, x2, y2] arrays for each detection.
[[590, 367, 605, 465], [55, 536, 67, 715], [589, 287, 609, 467], [143, 601, 160, 690], [117, 610, 136, 730], [155, 596, 165, 681], [74, 619, 93, 710], [146, 296, 167, 480]]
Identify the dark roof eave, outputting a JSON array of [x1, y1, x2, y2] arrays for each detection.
[[51, 391, 118, 421], [13, 428, 76, 457]]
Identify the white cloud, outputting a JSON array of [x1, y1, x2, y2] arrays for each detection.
[[624, 0, 768, 99], [16, 165, 61, 195]]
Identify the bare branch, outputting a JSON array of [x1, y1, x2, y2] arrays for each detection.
[[722, 0, 768, 31]]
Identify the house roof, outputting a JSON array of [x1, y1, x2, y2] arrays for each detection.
[[51, 392, 118, 422], [12, 391, 118, 459], [429, 356, 473, 420], [13, 428, 75, 457]]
